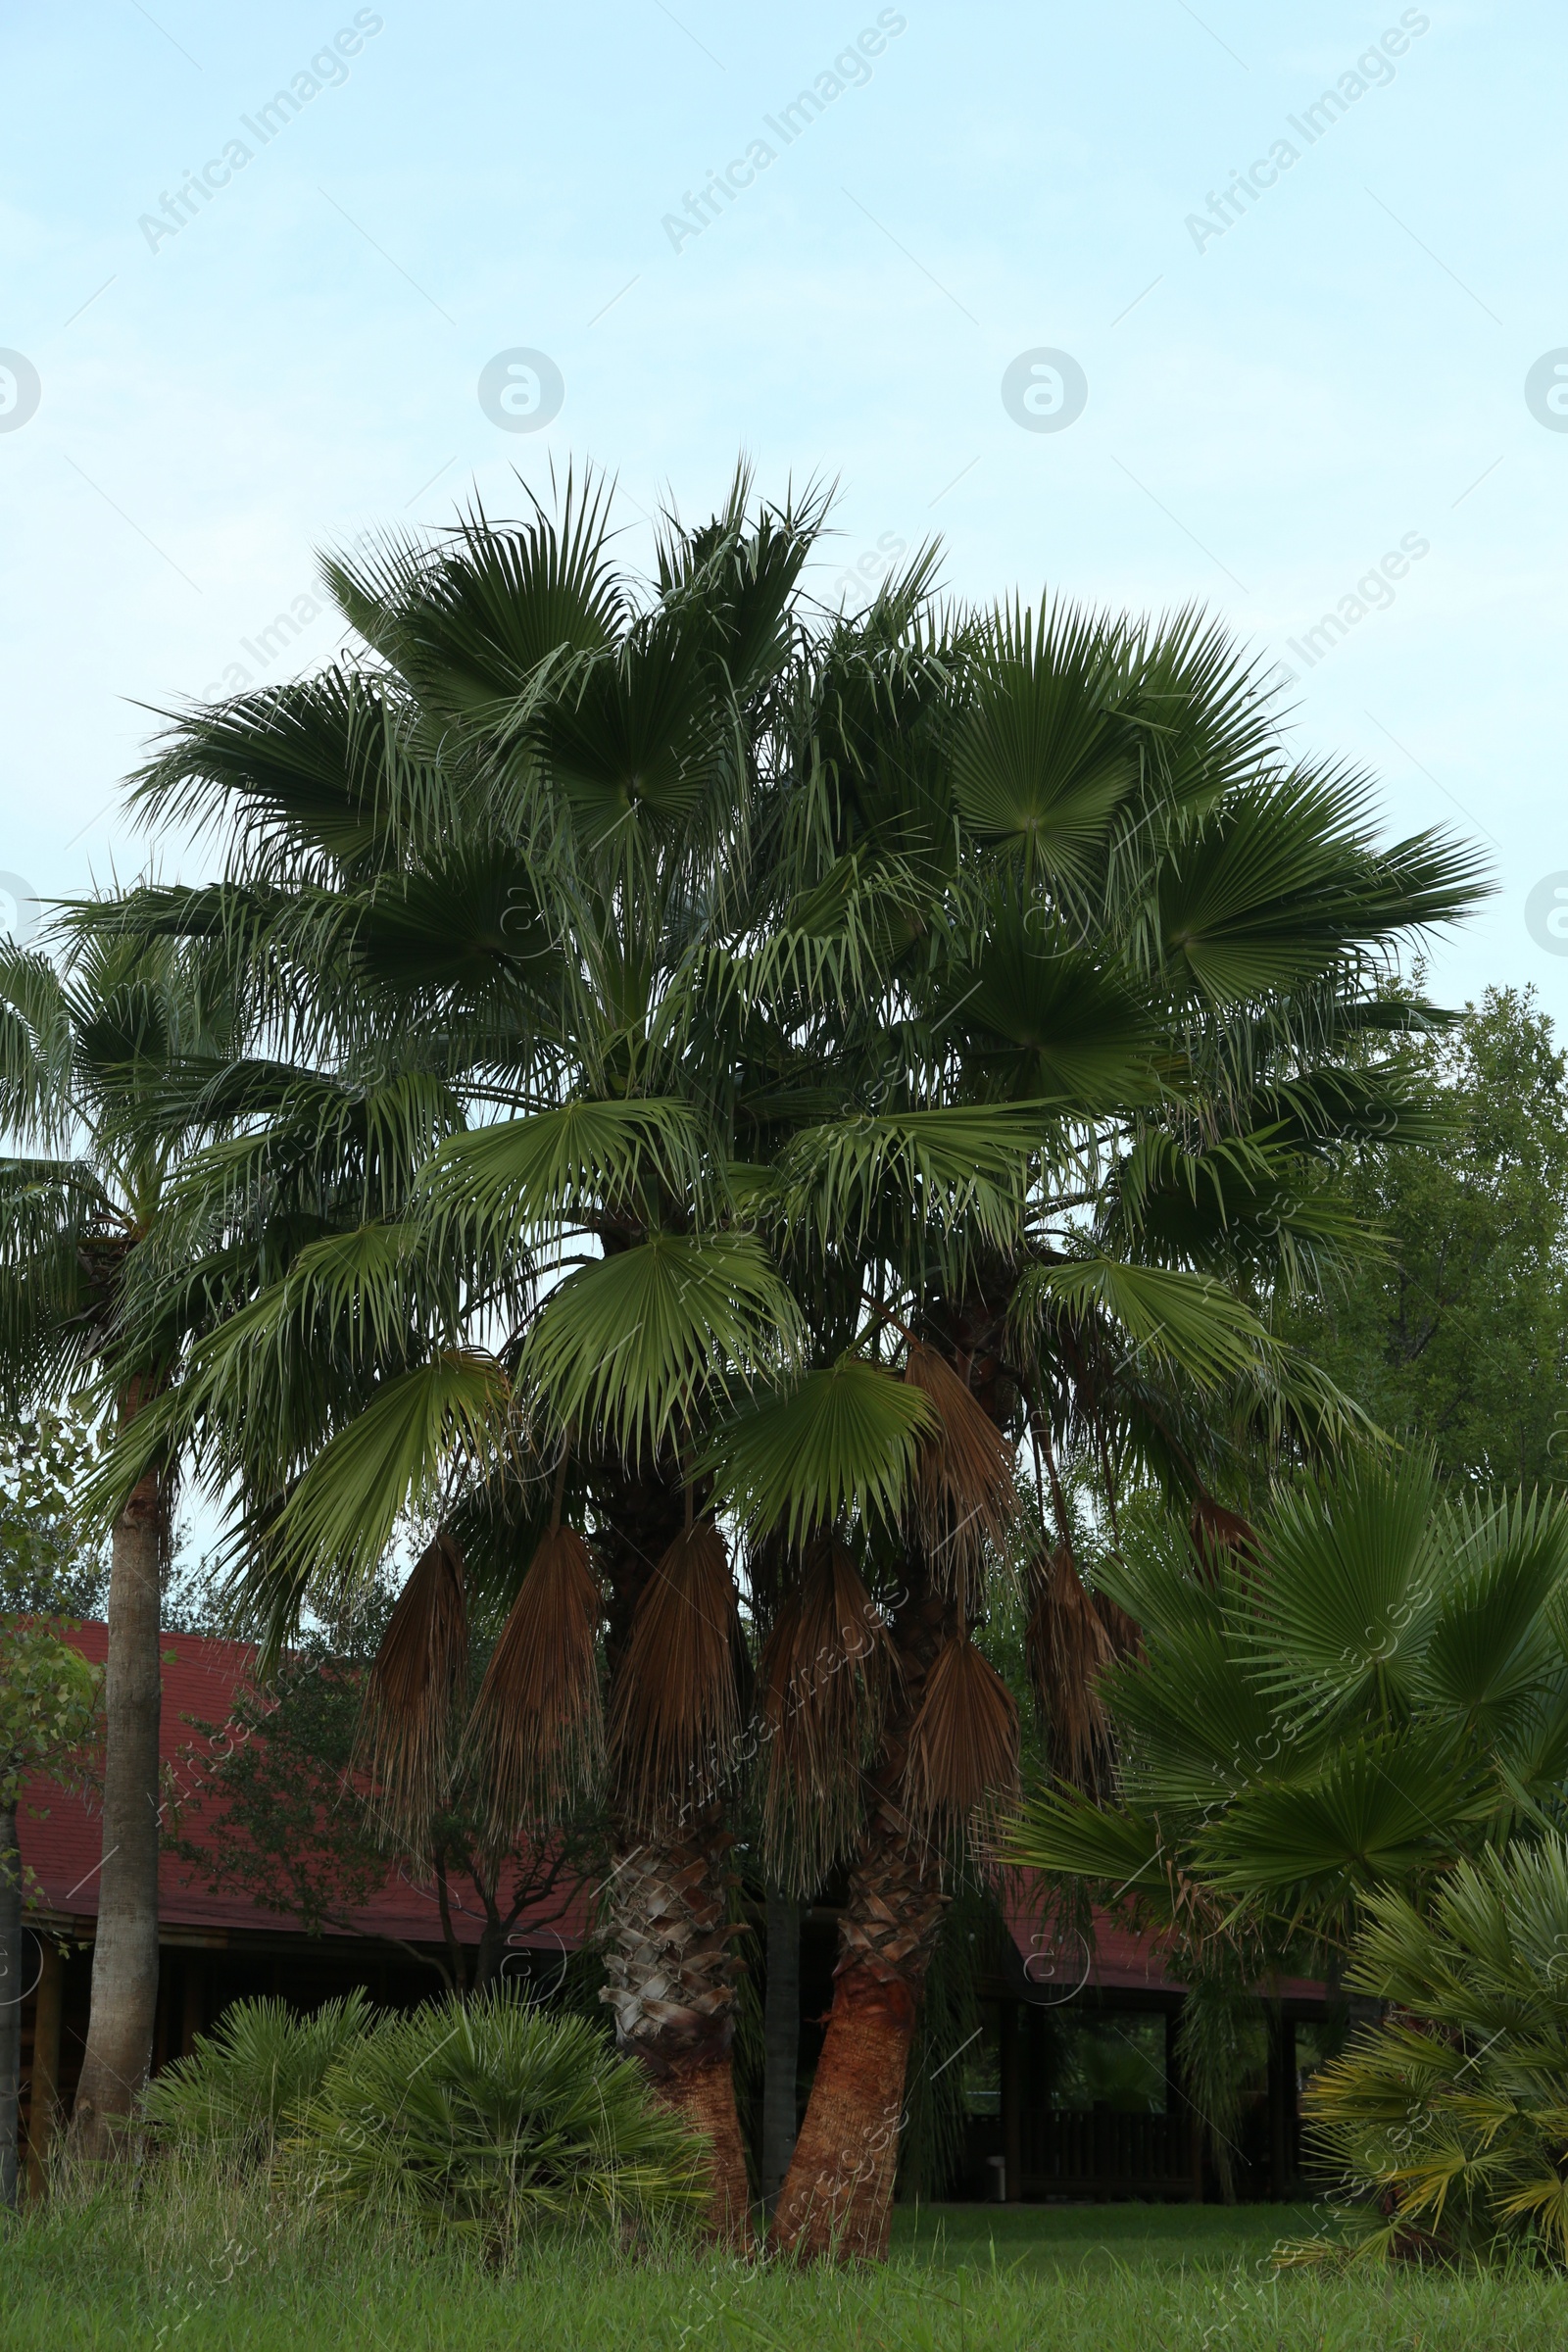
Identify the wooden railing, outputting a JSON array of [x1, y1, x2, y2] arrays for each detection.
[[1021, 2103, 1196, 2197]]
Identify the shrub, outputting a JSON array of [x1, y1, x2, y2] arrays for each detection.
[[144, 1989, 374, 2159], [1299, 1837, 1568, 2265], [283, 1990, 707, 2249]]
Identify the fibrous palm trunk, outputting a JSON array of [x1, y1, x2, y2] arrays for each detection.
[[72, 1462, 163, 2159], [0, 1804, 21, 2209], [772, 1584, 952, 2260], [599, 1805, 751, 2240], [595, 1464, 752, 2242]]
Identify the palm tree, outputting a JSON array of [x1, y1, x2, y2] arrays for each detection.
[[0, 934, 238, 2156], [1301, 1836, 1568, 2263], [82, 487, 1482, 2250], [754, 593, 1482, 2254], [86, 474, 890, 2236]]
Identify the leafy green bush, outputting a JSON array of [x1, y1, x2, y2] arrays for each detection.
[[285, 1991, 706, 2248], [1299, 1838, 1568, 2265], [144, 1990, 375, 2158]]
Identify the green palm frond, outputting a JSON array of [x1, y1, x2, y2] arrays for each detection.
[[131, 665, 439, 879], [1014, 1255, 1272, 1389], [704, 1353, 935, 1543], [0, 944, 75, 1143], [1006, 1784, 1170, 1897], [420, 1098, 709, 1255], [188, 1221, 451, 1394], [1413, 1491, 1568, 1740], [1197, 1731, 1479, 1905], [1242, 1450, 1444, 1726], [1152, 768, 1481, 1006], [935, 910, 1160, 1109], [260, 1349, 514, 1609], [1107, 1615, 1283, 1813], [777, 1107, 1042, 1256], [320, 468, 626, 715], [948, 596, 1138, 886], [521, 1232, 798, 1460], [1105, 1125, 1380, 1291]]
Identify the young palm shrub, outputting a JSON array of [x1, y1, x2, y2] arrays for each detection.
[[143, 1989, 374, 2161], [1009, 1460, 1568, 2185], [1298, 1838, 1568, 2265], [1013, 1460, 1568, 1931], [285, 1991, 707, 2250]]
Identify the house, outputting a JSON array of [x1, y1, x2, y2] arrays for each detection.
[[17, 1623, 580, 2191], [18, 1625, 1331, 2201]]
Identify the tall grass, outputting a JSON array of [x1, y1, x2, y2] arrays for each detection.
[[8, 2164, 1568, 2352]]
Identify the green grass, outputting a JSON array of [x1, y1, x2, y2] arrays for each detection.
[[896, 2198, 1319, 2266], [8, 2180, 1568, 2350]]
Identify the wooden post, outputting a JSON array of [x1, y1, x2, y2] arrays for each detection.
[[1000, 1999, 1022, 2201], [24, 1939, 64, 2202]]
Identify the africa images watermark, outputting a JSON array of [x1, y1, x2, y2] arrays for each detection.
[[197, 529, 378, 702], [1526, 875, 1568, 958], [138, 11, 385, 254], [0, 873, 39, 946], [1526, 352, 1568, 432], [825, 528, 909, 606], [0, 351, 41, 433], [1269, 529, 1430, 683], [1186, 9, 1431, 255], [662, 9, 907, 254]]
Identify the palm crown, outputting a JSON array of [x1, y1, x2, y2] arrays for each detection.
[[67, 466, 1484, 2243]]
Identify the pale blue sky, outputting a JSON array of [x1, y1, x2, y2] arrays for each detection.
[[3, 1, 1564, 1015]]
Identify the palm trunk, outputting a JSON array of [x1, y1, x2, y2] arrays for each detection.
[[594, 1460, 752, 2244], [0, 1803, 21, 2210], [772, 1584, 951, 2261], [72, 1460, 163, 2160], [599, 1807, 751, 2243], [760, 1886, 800, 2215]]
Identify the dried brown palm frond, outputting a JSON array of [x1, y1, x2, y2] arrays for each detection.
[[358, 1530, 468, 1844], [465, 1523, 604, 1841], [904, 1626, 1019, 1836], [1094, 1589, 1143, 1659], [609, 1518, 742, 1825], [1025, 1544, 1115, 1791], [757, 1538, 893, 1895], [903, 1343, 1019, 1604], [1191, 1493, 1255, 1581]]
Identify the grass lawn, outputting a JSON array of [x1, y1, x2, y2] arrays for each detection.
[[895, 2197, 1319, 2267], [7, 2185, 1567, 2350]]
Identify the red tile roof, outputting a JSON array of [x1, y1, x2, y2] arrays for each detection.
[[20, 1623, 585, 1955], [1003, 1868, 1325, 2002], [24, 1628, 1322, 2003]]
